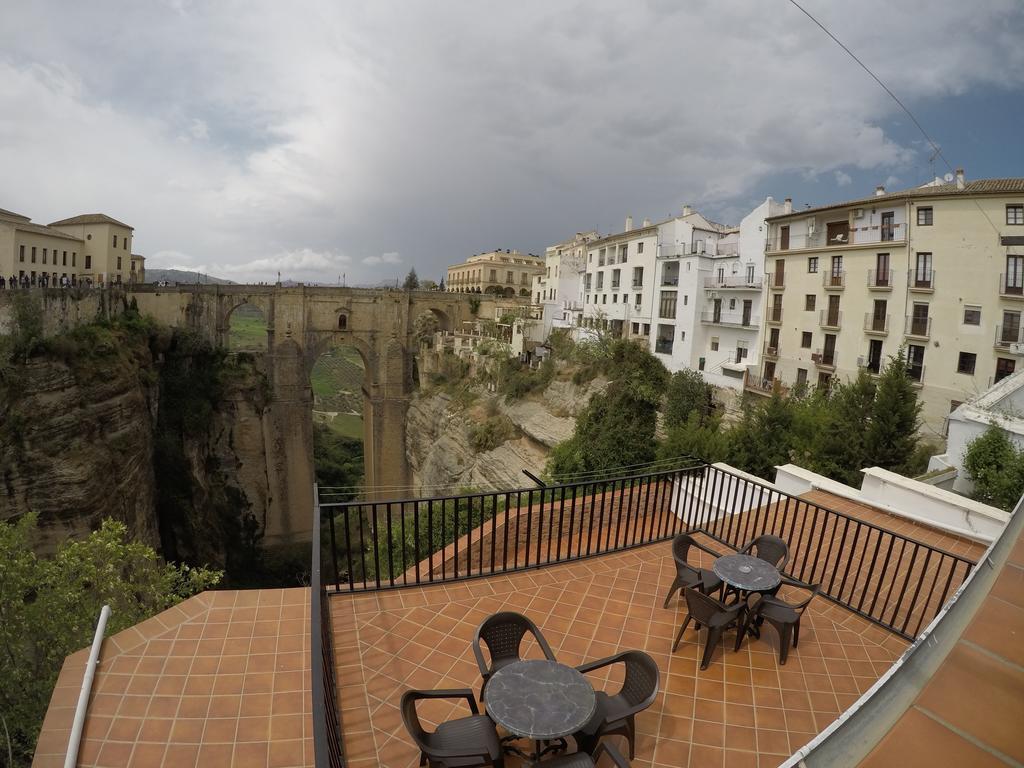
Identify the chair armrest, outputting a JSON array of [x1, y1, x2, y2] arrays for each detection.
[[738, 538, 755, 555], [594, 741, 631, 767], [535, 631, 557, 662], [791, 583, 820, 610], [690, 539, 726, 559], [404, 687, 480, 714], [472, 637, 491, 679], [576, 650, 630, 675]]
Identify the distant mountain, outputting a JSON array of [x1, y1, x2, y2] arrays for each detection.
[[144, 268, 235, 285]]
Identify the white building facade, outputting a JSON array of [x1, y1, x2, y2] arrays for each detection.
[[535, 231, 598, 336]]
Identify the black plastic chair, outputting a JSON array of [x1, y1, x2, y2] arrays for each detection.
[[401, 688, 505, 768], [473, 611, 556, 699], [662, 533, 724, 609], [673, 587, 745, 670], [536, 742, 631, 767], [572, 650, 659, 759], [741, 579, 820, 665], [739, 534, 790, 571]]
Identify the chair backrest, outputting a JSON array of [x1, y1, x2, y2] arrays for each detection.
[[684, 587, 728, 625], [671, 533, 696, 566], [746, 534, 790, 570], [400, 691, 428, 749], [474, 611, 552, 669], [617, 650, 660, 714]]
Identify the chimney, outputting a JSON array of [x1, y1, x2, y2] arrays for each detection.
[[682, 204, 692, 217], [955, 167, 965, 190], [784, 197, 793, 214], [625, 215, 633, 232], [875, 185, 886, 197], [642, 218, 651, 227]]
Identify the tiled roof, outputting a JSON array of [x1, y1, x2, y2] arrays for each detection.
[[34, 588, 313, 768], [48, 213, 134, 230], [0, 206, 31, 221], [769, 178, 1024, 221], [14, 222, 85, 242]]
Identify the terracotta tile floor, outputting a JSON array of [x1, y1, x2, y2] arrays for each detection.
[[34, 588, 313, 768], [331, 541, 912, 768]]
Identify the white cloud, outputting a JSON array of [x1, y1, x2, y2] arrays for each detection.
[[362, 251, 402, 266], [0, 1, 1020, 284]]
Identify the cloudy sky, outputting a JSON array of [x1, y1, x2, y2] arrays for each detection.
[[1, 1, 1022, 285]]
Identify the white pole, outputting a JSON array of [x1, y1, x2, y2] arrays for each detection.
[[64, 605, 110, 768]]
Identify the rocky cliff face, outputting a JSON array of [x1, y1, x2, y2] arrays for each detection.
[[0, 323, 273, 571], [405, 376, 608, 493]]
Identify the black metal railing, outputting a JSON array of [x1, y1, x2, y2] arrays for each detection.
[[312, 490, 346, 767], [319, 464, 976, 642]]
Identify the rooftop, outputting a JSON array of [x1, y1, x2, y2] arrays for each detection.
[[766, 177, 1024, 221], [49, 213, 134, 230]]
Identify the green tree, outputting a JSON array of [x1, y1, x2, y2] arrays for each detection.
[[546, 385, 658, 482], [438, 277, 446, 291], [658, 412, 730, 465], [865, 351, 922, 473], [313, 423, 364, 500], [402, 267, 420, 290], [0, 515, 221, 766], [663, 368, 715, 429], [963, 426, 1024, 511], [727, 392, 800, 479], [808, 370, 876, 485]]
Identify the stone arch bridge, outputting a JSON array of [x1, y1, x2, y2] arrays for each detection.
[[130, 284, 496, 544]]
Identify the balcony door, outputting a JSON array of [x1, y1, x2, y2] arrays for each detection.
[[875, 253, 890, 286], [867, 339, 883, 374], [1007, 255, 1024, 295], [827, 295, 841, 326], [763, 361, 776, 383], [768, 327, 780, 352], [742, 299, 752, 326], [779, 225, 790, 250], [823, 333, 836, 365], [772, 293, 783, 321], [914, 252, 932, 287], [881, 211, 895, 241], [911, 303, 929, 336], [872, 299, 887, 331], [713, 298, 722, 323], [1003, 310, 1021, 344], [996, 358, 1016, 383], [829, 255, 843, 287], [774, 259, 785, 288]]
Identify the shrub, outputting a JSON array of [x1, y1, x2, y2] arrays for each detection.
[[963, 426, 1024, 511], [468, 415, 517, 452]]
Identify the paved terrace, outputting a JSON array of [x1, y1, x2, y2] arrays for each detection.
[[328, 489, 983, 768]]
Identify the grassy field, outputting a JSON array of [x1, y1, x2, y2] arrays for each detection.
[[227, 304, 268, 351], [311, 346, 365, 440]]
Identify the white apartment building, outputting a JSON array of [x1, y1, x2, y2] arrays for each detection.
[[755, 171, 1024, 435], [579, 216, 660, 342], [534, 231, 599, 336], [578, 200, 785, 391]]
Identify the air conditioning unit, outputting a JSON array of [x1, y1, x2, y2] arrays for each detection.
[[853, 208, 865, 219], [1010, 342, 1024, 356], [857, 355, 866, 367], [811, 352, 822, 363]]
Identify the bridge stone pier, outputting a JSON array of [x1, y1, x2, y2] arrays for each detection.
[[129, 284, 494, 545]]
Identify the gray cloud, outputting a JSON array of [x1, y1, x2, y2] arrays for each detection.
[[0, 1, 1021, 284]]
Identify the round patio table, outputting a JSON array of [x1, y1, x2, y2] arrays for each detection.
[[713, 553, 781, 593], [486, 659, 596, 761]]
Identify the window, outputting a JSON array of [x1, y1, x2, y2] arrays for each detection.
[[996, 358, 1016, 382], [807, 257, 818, 273], [632, 266, 643, 287], [584, 274, 592, 291], [914, 252, 933, 287], [801, 332, 812, 348], [602, 295, 606, 304], [729, 298, 736, 310], [113, 235, 118, 247], [117, 256, 123, 270], [632, 323, 639, 335], [506, 270, 513, 283], [62, 251, 67, 266], [19, 245, 24, 262], [917, 207, 933, 226], [643, 324, 650, 336], [613, 294, 618, 303], [1006, 255, 1024, 294], [681, 330, 686, 341], [42, 248, 47, 264], [683, 295, 688, 306], [746, 264, 755, 283], [123, 238, 127, 250], [1007, 204, 1024, 225], [805, 295, 816, 311], [963, 306, 981, 325], [611, 269, 620, 288], [86, 233, 92, 240], [957, 352, 976, 375], [710, 338, 719, 351], [637, 242, 644, 254], [489, 269, 496, 281], [72, 252, 76, 267], [906, 344, 925, 382], [85, 254, 92, 269], [717, 267, 725, 281], [796, 368, 808, 387], [596, 273, 604, 290], [31, 247, 36, 263]]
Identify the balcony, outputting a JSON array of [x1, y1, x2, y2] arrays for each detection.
[[631, 280, 643, 288], [994, 324, 1024, 350], [999, 274, 1024, 299], [703, 275, 763, 290], [819, 309, 842, 330], [907, 362, 925, 384], [864, 312, 890, 335], [660, 277, 679, 287], [867, 269, 893, 290], [823, 270, 845, 290], [763, 342, 780, 358], [813, 348, 837, 369], [908, 269, 935, 292], [905, 316, 931, 339], [769, 272, 785, 289], [700, 310, 759, 327], [767, 306, 783, 324], [319, 464, 984, 767], [654, 337, 674, 355], [766, 222, 907, 252], [658, 306, 677, 320]]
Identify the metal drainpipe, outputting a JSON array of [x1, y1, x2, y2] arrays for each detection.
[[65, 605, 110, 768]]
